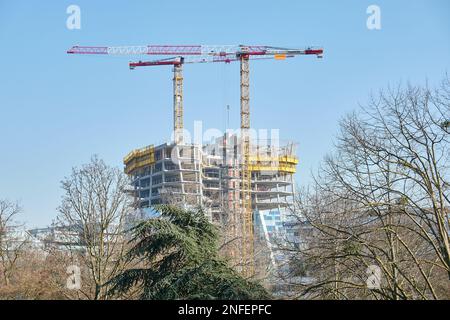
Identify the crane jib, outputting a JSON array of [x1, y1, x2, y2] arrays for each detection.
[[67, 45, 324, 58]]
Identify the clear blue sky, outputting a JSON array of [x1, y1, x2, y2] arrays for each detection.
[[0, 1, 449, 227]]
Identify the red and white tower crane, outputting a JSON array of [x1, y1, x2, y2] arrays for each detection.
[[68, 44, 322, 144]]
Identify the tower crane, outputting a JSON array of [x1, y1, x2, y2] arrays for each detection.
[[67, 44, 324, 276]]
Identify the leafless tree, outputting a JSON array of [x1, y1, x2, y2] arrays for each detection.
[[0, 199, 29, 287], [288, 77, 450, 300], [0, 248, 70, 300], [57, 156, 136, 300]]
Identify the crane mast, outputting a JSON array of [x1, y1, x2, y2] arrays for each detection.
[[239, 54, 253, 275], [173, 63, 184, 145]]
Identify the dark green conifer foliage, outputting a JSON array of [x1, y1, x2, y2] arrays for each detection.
[[107, 205, 269, 300]]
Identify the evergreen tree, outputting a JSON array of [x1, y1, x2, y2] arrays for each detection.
[[107, 205, 269, 300]]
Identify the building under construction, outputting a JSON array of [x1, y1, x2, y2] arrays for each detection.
[[124, 135, 297, 214], [123, 134, 298, 274]]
